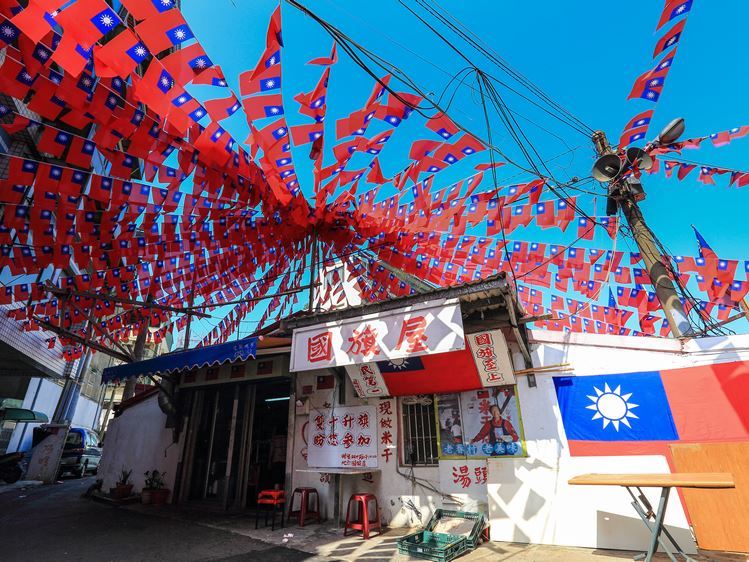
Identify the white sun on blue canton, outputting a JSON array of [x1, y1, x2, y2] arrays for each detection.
[[586, 383, 638, 431], [384, 358, 410, 370], [100, 13, 115, 28]]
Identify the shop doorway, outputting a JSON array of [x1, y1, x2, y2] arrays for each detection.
[[181, 377, 290, 511], [245, 380, 290, 507]]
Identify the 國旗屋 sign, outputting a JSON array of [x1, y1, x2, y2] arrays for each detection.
[[307, 405, 378, 468], [290, 298, 465, 372], [466, 329, 516, 387]]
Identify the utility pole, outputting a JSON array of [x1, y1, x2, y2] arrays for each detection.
[[183, 290, 195, 351], [122, 305, 151, 401], [592, 131, 694, 338], [308, 232, 319, 313]]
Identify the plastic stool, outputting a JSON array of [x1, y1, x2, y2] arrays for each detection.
[[256, 489, 285, 531], [288, 487, 321, 527], [344, 493, 382, 540]]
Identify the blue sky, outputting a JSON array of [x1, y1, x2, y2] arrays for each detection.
[[180, 0, 749, 341]]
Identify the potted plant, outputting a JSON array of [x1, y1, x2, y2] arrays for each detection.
[[110, 468, 133, 499], [142, 469, 169, 506]]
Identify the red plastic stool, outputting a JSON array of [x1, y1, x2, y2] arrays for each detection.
[[344, 493, 382, 540], [256, 489, 285, 531], [288, 487, 321, 527]]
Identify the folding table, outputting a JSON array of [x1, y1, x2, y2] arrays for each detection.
[[569, 472, 735, 562]]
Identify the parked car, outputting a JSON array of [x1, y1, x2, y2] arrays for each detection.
[[58, 428, 102, 478]]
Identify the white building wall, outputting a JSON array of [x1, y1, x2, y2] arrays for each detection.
[[7, 378, 61, 452], [98, 394, 180, 495], [486, 330, 749, 553], [7, 377, 101, 452], [289, 369, 483, 529], [71, 394, 101, 430]]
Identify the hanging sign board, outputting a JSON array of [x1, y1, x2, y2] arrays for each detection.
[[307, 405, 378, 468], [345, 363, 389, 397], [466, 329, 516, 387], [290, 298, 465, 372]]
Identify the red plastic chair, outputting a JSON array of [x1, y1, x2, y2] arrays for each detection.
[[256, 489, 285, 531], [344, 493, 382, 540], [288, 487, 321, 527]]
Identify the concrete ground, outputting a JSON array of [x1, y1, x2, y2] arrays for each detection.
[[0, 476, 329, 561], [128, 502, 741, 562], [0, 477, 745, 561]]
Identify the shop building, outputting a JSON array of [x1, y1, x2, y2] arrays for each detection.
[[99, 275, 749, 555]]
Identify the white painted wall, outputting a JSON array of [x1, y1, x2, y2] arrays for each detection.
[[7, 378, 62, 452], [485, 330, 749, 552], [289, 369, 485, 529], [7, 378, 101, 452], [71, 394, 100, 431], [98, 394, 180, 496]]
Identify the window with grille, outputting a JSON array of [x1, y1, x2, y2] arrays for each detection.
[[400, 397, 438, 466]]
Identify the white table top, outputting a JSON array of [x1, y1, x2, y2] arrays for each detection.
[[295, 467, 381, 475]]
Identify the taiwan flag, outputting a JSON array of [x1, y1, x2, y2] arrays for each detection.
[[376, 348, 481, 396], [554, 361, 749, 456]]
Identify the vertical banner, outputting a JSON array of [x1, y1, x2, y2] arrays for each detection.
[[466, 329, 516, 386], [307, 405, 378, 468], [345, 363, 389, 397], [377, 398, 396, 466], [436, 387, 525, 459]]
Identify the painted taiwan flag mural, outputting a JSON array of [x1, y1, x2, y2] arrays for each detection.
[[554, 361, 749, 456]]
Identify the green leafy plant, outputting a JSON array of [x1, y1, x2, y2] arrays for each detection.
[[117, 468, 132, 486], [144, 469, 166, 489]]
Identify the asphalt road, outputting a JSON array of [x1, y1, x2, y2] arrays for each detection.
[[0, 477, 329, 561]]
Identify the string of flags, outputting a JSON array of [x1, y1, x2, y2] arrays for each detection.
[[0, 0, 743, 360]]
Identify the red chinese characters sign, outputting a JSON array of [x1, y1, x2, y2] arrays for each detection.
[[466, 329, 516, 387], [307, 405, 378, 468], [377, 399, 395, 465], [439, 459, 489, 494], [290, 299, 465, 372], [345, 363, 388, 397]]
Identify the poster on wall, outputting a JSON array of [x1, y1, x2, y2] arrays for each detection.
[[307, 405, 378, 468], [436, 387, 526, 459]]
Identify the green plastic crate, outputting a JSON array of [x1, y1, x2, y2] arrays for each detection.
[[424, 509, 487, 549], [397, 530, 468, 562]]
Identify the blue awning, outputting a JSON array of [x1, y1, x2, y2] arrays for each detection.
[[102, 338, 258, 383]]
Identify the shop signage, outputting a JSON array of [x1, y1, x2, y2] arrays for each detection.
[[345, 363, 389, 397], [438, 459, 489, 493], [290, 298, 465, 372], [307, 405, 378, 468], [466, 329, 516, 386]]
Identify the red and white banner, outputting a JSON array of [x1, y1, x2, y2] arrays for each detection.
[[345, 363, 388, 397], [307, 405, 378, 468], [290, 298, 465, 372], [466, 329, 516, 387]]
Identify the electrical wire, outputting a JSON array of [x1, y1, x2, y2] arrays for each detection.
[[415, 0, 594, 135]]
